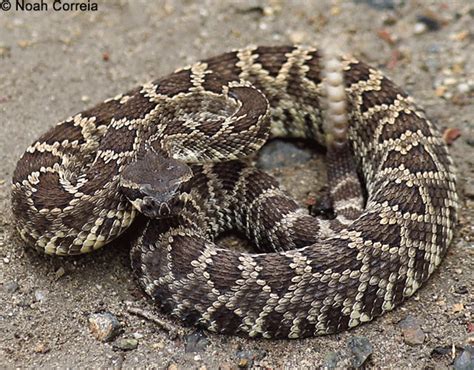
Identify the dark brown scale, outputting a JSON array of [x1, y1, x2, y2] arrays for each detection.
[[82, 96, 124, 123], [155, 69, 193, 97], [168, 234, 210, 281], [355, 109, 386, 152], [304, 112, 324, 140], [207, 161, 247, 192], [431, 142, 453, 170], [324, 303, 350, 334], [273, 217, 320, 250], [210, 306, 243, 335], [359, 77, 407, 114], [372, 180, 426, 215], [259, 310, 291, 337], [56, 235, 77, 252], [79, 157, 121, 195], [355, 212, 402, 247], [392, 274, 408, 303], [110, 90, 158, 121], [200, 74, 226, 94], [250, 195, 298, 231], [280, 108, 295, 135], [413, 247, 430, 283], [60, 200, 96, 231], [203, 50, 242, 82], [360, 283, 384, 319], [100, 126, 137, 152], [344, 61, 371, 87], [12, 150, 61, 184], [382, 144, 439, 173], [31, 172, 76, 210], [40, 119, 86, 146], [228, 86, 269, 133], [435, 227, 449, 254], [160, 118, 197, 136], [285, 61, 307, 97], [407, 220, 432, 242], [201, 52, 244, 94], [425, 182, 450, 209], [305, 50, 323, 85], [254, 45, 296, 77], [379, 110, 432, 143]]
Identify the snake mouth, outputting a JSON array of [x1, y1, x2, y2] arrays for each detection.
[[126, 184, 191, 219], [137, 196, 174, 218]]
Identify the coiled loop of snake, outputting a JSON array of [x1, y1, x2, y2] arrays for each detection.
[[11, 45, 458, 338]]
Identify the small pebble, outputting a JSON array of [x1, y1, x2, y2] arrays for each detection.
[[464, 178, 474, 199], [454, 346, 474, 370], [55, 267, 66, 280], [414, 22, 427, 35], [347, 336, 373, 367], [399, 315, 425, 345], [455, 285, 469, 295], [431, 345, 449, 355], [132, 332, 144, 339], [289, 30, 307, 44], [323, 350, 347, 369], [453, 303, 464, 313], [17, 40, 32, 48], [443, 127, 461, 145], [0, 45, 11, 57], [416, 14, 442, 31], [185, 331, 209, 353], [236, 349, 266, 368], [88, 312, 121, 342], [4, 281, 19, 293], [457, 83, 471, 94], [444, 77, 458, 86], [151, 340, 165, 350], [34, 289, 47, 302], [353, 0, 396, 10], [218, 362, 234, 370], [238, 357, 249, 368], [33, 342, 50, 354], [113, 338, 138, 351], [451, 30, 470, 42]]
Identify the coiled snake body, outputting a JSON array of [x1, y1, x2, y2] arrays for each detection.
[[11, 45, 458, 338]]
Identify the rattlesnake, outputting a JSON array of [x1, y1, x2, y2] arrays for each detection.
[[11, 45, 458, 338]]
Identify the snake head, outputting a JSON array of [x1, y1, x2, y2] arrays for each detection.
[[120, 151, 193, 219]]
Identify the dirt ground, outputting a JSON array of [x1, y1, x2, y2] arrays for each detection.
[[0, 0, 473, 368]]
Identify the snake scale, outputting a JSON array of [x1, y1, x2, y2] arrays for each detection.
[[11, 45, 458, 338]]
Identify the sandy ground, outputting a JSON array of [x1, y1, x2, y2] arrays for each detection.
[[0, 0, 473, 368]]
